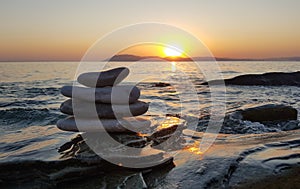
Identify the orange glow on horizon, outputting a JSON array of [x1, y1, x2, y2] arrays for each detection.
[[116, 43, 188, 60], [1, 32, 299, 61]]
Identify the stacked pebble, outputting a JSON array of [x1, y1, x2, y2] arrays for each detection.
[[57, 67, 150, 133]]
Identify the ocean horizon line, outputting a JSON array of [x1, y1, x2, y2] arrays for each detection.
[[1, 55, 300, 63]]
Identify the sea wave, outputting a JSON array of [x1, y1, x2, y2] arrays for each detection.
[[0, 108, 65, 131]]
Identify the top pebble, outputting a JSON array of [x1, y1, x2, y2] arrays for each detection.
[[77, 67, 129, 87]]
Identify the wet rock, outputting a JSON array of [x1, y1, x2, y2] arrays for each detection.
[[282, 120, 300, 131], [165, 113, 181, 118], [110, 133, 148, 148], [198, 105, 299, 134], [0, 131, 175, 188], [149, 124, 179, 143], [77, 67, 129, 87], [61, 85, 140, 104], [153, 82, 171, 87], [118, 173, 147, 189], [58, 134, 83, 153], [60, 133, 174, 169], [201, 71, 300, 86], [238, 104, 298, 122], [202, 71, 300, 86], [148, 117, 186, 149]]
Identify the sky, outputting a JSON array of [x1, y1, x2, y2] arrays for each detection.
[[0, 0, 300, 61]]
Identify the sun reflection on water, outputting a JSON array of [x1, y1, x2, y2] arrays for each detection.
[[157, 116, 182, 130], [184, 141, 203, 155], [171, 61, 176, 72]]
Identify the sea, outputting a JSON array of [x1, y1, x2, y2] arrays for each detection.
[[0, 61, 299, 133]]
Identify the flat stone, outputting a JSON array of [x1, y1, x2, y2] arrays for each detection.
[[56, 116, 151, 132], [61, 85, 140, 104], [60, 99, 149, 118], [77, 67, 129, 87]]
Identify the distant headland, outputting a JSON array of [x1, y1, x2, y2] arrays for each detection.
[[1, 54, 300, 62], [108, 54, 300, 62]]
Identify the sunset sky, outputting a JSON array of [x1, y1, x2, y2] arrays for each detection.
[[0, 0, 300, 61]]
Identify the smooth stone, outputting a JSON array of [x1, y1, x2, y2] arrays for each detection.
[[56, 116, 151, 132], [60, 99, 149, 118], [77, 67, 129, 87], [238, 104, 298, 122], [201, 71, 300, 86], [61, 85, 140, 104]]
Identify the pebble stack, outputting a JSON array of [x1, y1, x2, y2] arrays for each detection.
[[57, 67, 150, 133]]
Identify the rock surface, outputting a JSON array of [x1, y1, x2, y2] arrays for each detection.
[[77, 67, 129, 87], [202, 71, 300, 86], [3, 116, 300, 188], [56, 116, 151, 132], [61, 85, 140, 104], [237, 104, 298, 122], [60, 99, 149, 118], [153, 82, 171, 87], [0, 125, 175, 188], [197, 104, 299, 134]]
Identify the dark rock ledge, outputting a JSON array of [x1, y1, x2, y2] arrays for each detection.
[[201, 71, 300, 86]]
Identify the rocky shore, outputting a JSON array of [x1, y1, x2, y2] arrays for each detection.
[[2, 124, 300, 188], [202, 71, 300, 86]]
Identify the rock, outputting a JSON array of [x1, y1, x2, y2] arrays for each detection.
[[58, 134, 83, 153], [202, 71, 300, 86], [99, 147, 171, 167], [118, 173, 147, 189], [61, 85, 140, 104], [56, 116, 151, 132], [57, 133, 174, 169], [153, 82, 171, 87], [60, 99, 149, 118], [77, 67, 129, 87], [149, 124, 179, 143], [148, 117, 186, 150], [110, 133, 148, 148], [0, 130, 175, 188], [238, 104, 298, 122], [282, 120, 300, 131]]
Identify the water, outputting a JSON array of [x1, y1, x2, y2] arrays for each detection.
[[0, 61, 299, 133], [1, 61, 300, 188]]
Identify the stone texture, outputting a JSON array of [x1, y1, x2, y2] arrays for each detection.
[[56, 116, 151, 132], [61, 85, 140, 104], [77, 67, 129, 87], [60, 99, 149, 118]]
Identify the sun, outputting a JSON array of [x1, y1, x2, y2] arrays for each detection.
[[163, 47, 183, 57]]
